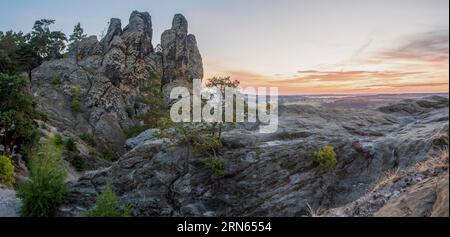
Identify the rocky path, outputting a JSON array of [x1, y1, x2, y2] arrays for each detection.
[[0, 186, 21, 217]]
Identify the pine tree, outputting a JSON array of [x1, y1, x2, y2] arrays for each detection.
[[69, 23, 87, 43]]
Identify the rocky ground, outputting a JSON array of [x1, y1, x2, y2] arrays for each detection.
[[58, 95, 449, 217], [0, 186, 21, 217]]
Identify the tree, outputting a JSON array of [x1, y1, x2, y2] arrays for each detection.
[[86, 181, 131, 217], [0, 74, 39, 157], [28, 19, 67, 60], [69, 23, 87, 63], [205, 76, 240, 139], [0, 31, 26, 74], [69, 23, 87, 43]]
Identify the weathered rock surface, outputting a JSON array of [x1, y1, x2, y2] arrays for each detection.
[[60, 96, 449, 217], [374, 173, 448, 217], [31, 12, 203, 159], [161, 14, 203, 92]]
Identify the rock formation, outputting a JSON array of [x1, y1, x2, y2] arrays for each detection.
[[31, 11, 203, 159], [59, 96, 449, 217], [161, 14, 203, 99]]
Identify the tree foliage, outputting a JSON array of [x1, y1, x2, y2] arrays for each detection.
[[0, 74, 39, 157], [205, 76, 240, 139], [69, 23, 87, 43], [0, 19, 67, 78], [86, 181, 131, 217]]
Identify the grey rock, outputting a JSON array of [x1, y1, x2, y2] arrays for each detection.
[[161, 14, 203, 89], [60, 96, 448, 217], [124, 129, 159, 151]]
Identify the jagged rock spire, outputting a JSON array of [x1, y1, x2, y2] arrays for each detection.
[[161, 13, 203, 87]]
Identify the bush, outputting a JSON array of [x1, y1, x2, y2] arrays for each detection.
[[86, 181, 131, 217], [69, 154, 85, 172], [50, 73, 61, 85], [52, 134, 64, 146], [16, 140, 67, 217], [80, 133, 96, 146], [0, 155, 15, 187], [71, 86, 82, 113], [101, 150, 116, 162], [124, 125, 149, 139], [314, 145, 337, 171], [65, 138, 77, 152], [205, 158, 225, 177]]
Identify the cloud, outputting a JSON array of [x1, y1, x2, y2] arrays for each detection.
[[281, 70, 425, 83], [379, 30, 449, 64]]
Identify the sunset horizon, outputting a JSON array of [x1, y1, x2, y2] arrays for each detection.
[[1, 0, 448, 95]]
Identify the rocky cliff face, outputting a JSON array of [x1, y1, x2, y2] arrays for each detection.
[[31, 11, 203, 158], [59, 96, 449, 217], [161, 14, 203, 100]]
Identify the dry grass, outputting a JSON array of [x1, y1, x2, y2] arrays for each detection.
[[372, 168, 401, 192], [414, 146, 449, 173], [306, 203, 322, 217]]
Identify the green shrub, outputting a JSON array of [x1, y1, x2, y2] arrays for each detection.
[[314, 145, 337, 171], [101, 150, 116, 162], [192, 135, 222, 155], [88, 149, 98, 157], [71, 86, 82, 113], [16, 140, 67, 217], [65, 138, 77, 152], [205, 158, 225, 177], [0, 155, 15, 187], [125, 106, 133, 118], [86, 181, 131, 217], [50, 74, 61, 85], [80, 133, 96, 146], [124, 125, 149, 139], [52, 134, 64, 146], [69, 154, 85, 172]]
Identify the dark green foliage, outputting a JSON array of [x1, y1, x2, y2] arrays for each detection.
[[136, 73, 168, 128], [0, 155, 15, 187], [1, 19, 67, 78], [69, 153, 85, 172], [124, 125, 149, 139], [314, 145, 337, 171], [65, 138, 77, 152], [71, 86, 82, 113], [16, 138, 67, 217], [80, 133, 96, 146], [69, 23, 87, 43], [0, 31, 26, 74], [50, 73, 61, 85], [0, 74, 39, 158], [52, 134, 64, 146], [28, 19, 67, 59], [101, 150, 116, 162], [86, 181, 131, 217], [205, 158, 225, 177]]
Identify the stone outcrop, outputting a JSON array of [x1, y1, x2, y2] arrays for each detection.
[[161, 14, 203, 96], [59, 96, 449, 217], [31, 11, 203, 158]]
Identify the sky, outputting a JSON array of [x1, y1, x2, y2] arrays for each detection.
[[1, 0, 448, 95]]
